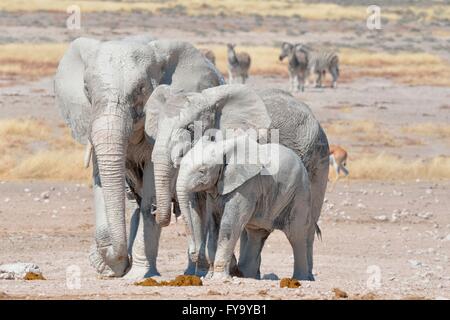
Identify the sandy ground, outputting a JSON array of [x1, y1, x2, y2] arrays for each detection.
[[0, 10, 450, 299], [1, 180, 449, 299]]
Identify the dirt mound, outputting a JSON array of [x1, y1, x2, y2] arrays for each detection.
[[135, 275, 203, 287], [280, 278, 301, 288], [24, 272, 45, 280], [332, 288, 348, 298]]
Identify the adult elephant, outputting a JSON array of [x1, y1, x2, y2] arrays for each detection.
[[149, 84, 329, 276], [54, 36, 224, 278]]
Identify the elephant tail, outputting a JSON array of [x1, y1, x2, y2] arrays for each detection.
[[315, 223, 322, 241]]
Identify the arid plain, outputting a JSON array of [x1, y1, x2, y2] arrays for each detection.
[[0, 1, 449, 299]]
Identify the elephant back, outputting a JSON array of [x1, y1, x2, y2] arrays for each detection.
[[257, 89, 327, 178]]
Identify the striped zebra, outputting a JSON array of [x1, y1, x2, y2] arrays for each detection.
[[279, 42, 309, 92], [227, 43, 251, 84], [299, 43, 340, 88]]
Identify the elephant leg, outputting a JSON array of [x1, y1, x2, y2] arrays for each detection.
[[127, 200, 140, 255], [238, 227, 269, 279], [287, 232, 310, 281], [308, 150, 329, 276], [125, 161, 161, 279]]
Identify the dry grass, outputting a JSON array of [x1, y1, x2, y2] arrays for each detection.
[[323, 120, 398, 147], [340, 49, 450, 87], [401, 123, 450, 138], [0, 43, 67, 79], [2, 1, 450, 21], [349, 154, 450, 180], [1, 42, 449, 87], [0, 118, 88, 181], [0, 0, 395, 20]]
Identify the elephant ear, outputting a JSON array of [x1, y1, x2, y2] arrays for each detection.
[[54, 37, 99, 144], [217, 136, 264, 195], [201, 84, 271, 137]]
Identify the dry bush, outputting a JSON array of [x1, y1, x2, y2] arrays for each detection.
[[349, 154, 450, 180], [0, 118, 50, 138], [401, 123, 450, 138], [340, 49, 450, 87], [0, 118, 88, 181], [7, 149, 88, 180], [0, 43, 67, 79]]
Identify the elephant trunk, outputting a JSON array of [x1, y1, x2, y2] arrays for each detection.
[[152, 140, 174, 227], [176, 179, 201, 263], [91, 111, 130, 276]]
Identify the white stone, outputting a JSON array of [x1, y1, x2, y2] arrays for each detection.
[[0, 263, 43, 280], [374, 215, 388, 221]]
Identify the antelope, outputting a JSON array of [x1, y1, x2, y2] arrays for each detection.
[[329, 144, 349, 183], [227, 43, 251, 84]]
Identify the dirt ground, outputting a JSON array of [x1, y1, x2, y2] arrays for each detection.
[[0, 9, 449, 299]]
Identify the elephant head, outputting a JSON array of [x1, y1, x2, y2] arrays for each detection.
[[55, 37, 223, 276], [149, 84, 272, 227], [176, 135, 265, 260]]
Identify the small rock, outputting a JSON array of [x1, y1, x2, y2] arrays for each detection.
[[425, 189, 433, 195], [4, 198, 10, 203], [374, 215, 388, 222], [44, 199, 50, 204], [332, 288, 348, 299], [33, 197, 40, 202], [40, 191, 50, 200], [357, 203, 366, 209], [409, 260, 422, 268], [24, 188, 31, 193]]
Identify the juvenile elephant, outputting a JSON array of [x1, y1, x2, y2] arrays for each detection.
[[148, 84, 329, 276], [177, 135, 313, 280], [54, 36, 224, 278]]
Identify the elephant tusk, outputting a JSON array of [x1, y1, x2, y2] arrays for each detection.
[[84, 142, 93, 168]]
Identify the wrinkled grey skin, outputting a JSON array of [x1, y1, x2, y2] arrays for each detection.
[[149, 84, 329, 276], [177, 136, 313, 280], [279, 42, 309, 92], [54, 36, 223, 278]]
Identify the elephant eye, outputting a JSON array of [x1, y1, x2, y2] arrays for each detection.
[[198, 167, 206, 175]]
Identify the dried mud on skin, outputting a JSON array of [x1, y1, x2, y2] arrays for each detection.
[[279, 278, 301, 288], [135, 275, 203, 287]]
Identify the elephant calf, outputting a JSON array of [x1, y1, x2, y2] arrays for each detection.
[[177, 135, 313, 281]]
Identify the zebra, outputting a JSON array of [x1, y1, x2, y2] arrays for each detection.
[[300, 43, 340, 88], [280, 42, 340, 89], [279, 42, 309, 92], [227, 43, 251, 84], [200, 48, 216, 66]]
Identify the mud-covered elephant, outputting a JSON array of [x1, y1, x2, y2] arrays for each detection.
[[177, 135, 313, 280], [54, 35, 224, 277], [148, 84, 329, 276]]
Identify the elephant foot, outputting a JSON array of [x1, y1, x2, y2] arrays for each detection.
[[89, 245, 130, 277], [208, 271, 232, 282], [293, 272, 315, 281], [124, 264, 160, 280]]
